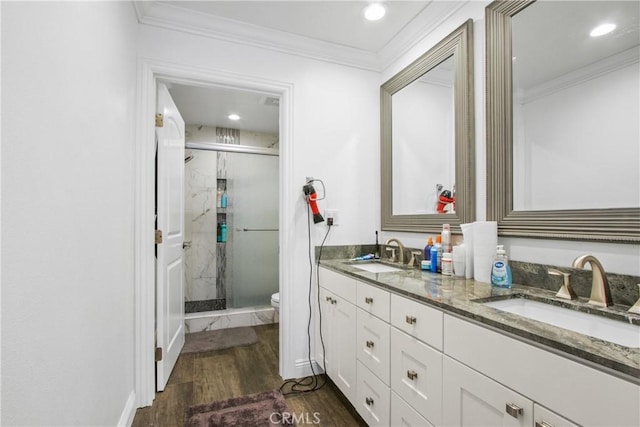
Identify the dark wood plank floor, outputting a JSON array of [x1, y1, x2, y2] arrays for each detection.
[[132, 323, 367, 426]]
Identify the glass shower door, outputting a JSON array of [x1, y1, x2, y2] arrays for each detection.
[[227, 152, 279, 308]]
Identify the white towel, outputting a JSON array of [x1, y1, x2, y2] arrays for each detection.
[[473, 221, 498, 284], [460, 223, 474, 279]]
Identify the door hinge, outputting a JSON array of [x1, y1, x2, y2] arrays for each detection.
[[155, 229, 163, 244], [155, 113, 164, 127], [155, 347, 163, 362]]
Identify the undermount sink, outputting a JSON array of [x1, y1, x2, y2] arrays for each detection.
[[483, 297, 640, 348], [349, 261, 404, 273]]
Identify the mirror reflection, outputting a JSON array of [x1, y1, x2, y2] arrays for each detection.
[[392, 55, 456, 215], [511, 1, 639, 211]]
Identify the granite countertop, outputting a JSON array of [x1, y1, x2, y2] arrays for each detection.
[[319, 258, 640, 383]]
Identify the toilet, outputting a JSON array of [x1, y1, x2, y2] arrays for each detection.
[[270, 292, 280, 313]]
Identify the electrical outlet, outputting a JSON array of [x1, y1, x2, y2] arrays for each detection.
[[325, 209, 339, 226]]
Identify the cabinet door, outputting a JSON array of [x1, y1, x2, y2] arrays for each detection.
[[390, 328, 442, 426], [357, 308, 390, 385], [534, 404, 579, 427], [443, 356, 533, 427], [316, 287, 334, 374], [356, 361, 390, 427], [331, 292, 357, 403]]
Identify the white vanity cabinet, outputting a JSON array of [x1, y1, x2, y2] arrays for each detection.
[[316, 268, 357, 403], [444, 314, 639, 427], [355, 282, 392, 425], [317, 266, 639, 427], [389, 294, 444, 426]]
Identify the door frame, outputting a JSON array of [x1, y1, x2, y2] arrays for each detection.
[[134, 58, 295, 407]]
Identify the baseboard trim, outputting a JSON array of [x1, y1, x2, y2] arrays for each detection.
[[118, 390, 137, 427], [292, 358, 325, 379]]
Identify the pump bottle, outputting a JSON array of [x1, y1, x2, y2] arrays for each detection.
[[491, 245, 512, 288]]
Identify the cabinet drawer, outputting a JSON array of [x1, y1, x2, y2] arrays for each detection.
[[534, 404, 579, 427], [390, 391, 434, 427], [390, 294, 443, 350], [356, 361, 390, 427], [357, 308, 390, 385], [390, 328, 442, 425], [356, 281, 390, 322], [319, 267, 356, 302]]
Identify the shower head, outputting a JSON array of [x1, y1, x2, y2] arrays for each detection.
[[185, 155, 194, 163]]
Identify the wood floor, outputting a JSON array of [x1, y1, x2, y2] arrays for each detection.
[[132, 323, 367, 426]]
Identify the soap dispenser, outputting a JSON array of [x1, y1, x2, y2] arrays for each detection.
[[491, 245, 512, 289]]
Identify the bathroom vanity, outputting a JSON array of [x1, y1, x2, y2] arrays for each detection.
[[315, 260, 640, 427]]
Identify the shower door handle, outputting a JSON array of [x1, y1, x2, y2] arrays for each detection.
[[239, 227, 279, 232]]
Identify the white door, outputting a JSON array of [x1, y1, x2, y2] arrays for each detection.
[[155, 82, 186, 392]]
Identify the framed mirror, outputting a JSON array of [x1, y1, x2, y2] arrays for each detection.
[[486, 0, 639, 243], [381, 19, 475, 233]]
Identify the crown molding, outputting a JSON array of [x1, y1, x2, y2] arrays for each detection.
[[377, 1, 469, 71], [134, 1, 469, 73], [134, 1, 380, 71], [516, 47, 640, 105]]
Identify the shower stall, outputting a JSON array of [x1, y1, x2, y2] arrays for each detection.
[[183, 127, 279, 332]]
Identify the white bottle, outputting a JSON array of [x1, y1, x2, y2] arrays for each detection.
[[441, 252, 453, 276], [441, 223, 452, 254], [491, 245, 512, 289], [216, 188, 222, 208]]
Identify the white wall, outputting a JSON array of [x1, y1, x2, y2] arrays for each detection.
[[138, 24, 380, 377], [2, 2, 138, 425], [379, 1, 640, 276]]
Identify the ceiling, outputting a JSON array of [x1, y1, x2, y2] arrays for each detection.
[[142, 0, 459, 133], [168, 83, 280, 134], [164, 1, 431, 53]]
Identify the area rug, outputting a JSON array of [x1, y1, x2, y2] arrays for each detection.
[[181, 327, 257, 354], [184, 389, 295, 426]]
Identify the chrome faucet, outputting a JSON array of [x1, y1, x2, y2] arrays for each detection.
[[572, 255, 613, 307], [385, 238, 406, 264]]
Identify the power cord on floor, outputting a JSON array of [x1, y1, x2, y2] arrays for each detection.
[[280, 203, 331, 396]]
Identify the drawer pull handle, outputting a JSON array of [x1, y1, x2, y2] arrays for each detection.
[[535, 421, 554, 427], [365, 297, 373, 304], [506, 403, 523, 419], [366, 340, 374, 349], [405, 315, 417, 325], [365, 397, 374, 406], [407, 370, 418, 380]]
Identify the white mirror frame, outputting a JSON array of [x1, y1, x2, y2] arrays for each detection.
[[381, 19, 475, 233], [486, 0, 640, 243]]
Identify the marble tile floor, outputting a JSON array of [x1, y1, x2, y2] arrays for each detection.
[[131, 324, 366, 427]]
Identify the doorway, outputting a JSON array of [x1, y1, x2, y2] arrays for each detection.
[[169, 83, 280, 321], [134, 59, 295, 407]]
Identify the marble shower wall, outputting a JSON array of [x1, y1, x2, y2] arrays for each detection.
[[184, 125, 278, 313], [184, 149, 223, 308]]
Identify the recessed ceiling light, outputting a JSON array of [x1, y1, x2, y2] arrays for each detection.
[[364, 3, 386, 21], [590, 23, 616, 37], [228, 114, 240, 121]]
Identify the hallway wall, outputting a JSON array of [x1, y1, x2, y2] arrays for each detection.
[[2, 2, 138, 425]]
